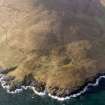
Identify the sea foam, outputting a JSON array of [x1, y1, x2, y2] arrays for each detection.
[[0, 73, 105, 101]]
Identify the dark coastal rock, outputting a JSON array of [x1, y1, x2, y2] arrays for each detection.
[[47, 86, 65, 97], [47, 86, 82, 97], [33, 81, 46, 92], [9, 80, 23, 91], [9, 82, 17, 91], [2, 72, 105, 98], [4, 73, 46, 92], [22, 74, 34, 86], [3, 72, 102, 97]]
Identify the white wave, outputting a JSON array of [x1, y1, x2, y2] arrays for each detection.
[[31, 87, 46, 96], [0, 74, 105, 101], [21, 86, 46, 96], [7, 88, 23, 94], [0, 74, 46, 96], [48, 75, 105, 101]]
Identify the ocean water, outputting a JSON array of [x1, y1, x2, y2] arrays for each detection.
[[0, 78, 105, 105], [0, 86, 105, 105]]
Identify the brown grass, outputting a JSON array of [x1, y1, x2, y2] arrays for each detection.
[[1, 0, 105, 91]]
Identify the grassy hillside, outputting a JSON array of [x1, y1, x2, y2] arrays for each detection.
[[0, 0, 105, 95]]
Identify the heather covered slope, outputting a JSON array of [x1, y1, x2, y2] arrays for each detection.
[[0, 0, 105, 96]]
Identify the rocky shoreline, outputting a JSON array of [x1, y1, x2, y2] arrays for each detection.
[[47, 73, 105, 98], [0, 71, 105, 101], [0, 74, 79, 98]]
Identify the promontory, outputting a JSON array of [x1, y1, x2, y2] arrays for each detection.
[[0, 0, 105, 97]]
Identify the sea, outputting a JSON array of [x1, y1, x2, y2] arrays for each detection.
[[0, 74, 105, 105]]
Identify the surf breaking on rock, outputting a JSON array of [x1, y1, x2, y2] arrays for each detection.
[[0, 73, 105, 101]]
